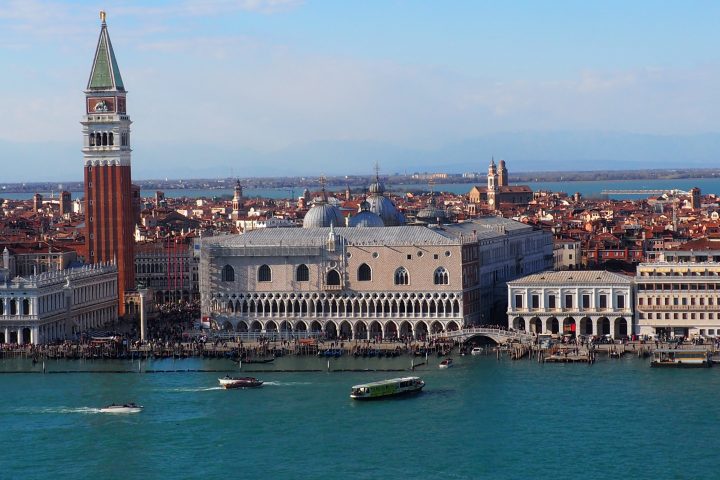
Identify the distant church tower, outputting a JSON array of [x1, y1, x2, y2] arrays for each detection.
[[487, 158, 498, 207], [232, 179, 243, 215], [82, 11, 135, 316], [498, 159, 508, 187]]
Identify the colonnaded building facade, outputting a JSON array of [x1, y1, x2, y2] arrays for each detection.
[[506, 271, 634, 338], [0, 262, 118, 345], [199, 217, 552, 339]]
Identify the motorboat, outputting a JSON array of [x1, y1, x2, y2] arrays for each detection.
[[99, 403, 143, 413], [471, 347, 483, 356], [439, 358, 454, 369], [350, 377, 425, 400], [218, 376, 264, 389]]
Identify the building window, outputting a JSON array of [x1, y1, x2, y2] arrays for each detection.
[[434, 267, 449, 285], [357, 263, 372, 282], [564, 294, 573, 309], [221, 265, 234, 282], [599, 295, 607, 309], [531, 295, 539, 309], [515, 295, 523, 309], [394, 267, 409, 285], [548, 295, 556, 309], [296, 264, 309, 282], [326, 269, 341, 286], [617, 295, 625, 309], [582, 295, 590, 309], [258, 264, 272, 282]]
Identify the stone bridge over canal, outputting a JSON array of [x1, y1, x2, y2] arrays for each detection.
[[430, 327, 534, 345]]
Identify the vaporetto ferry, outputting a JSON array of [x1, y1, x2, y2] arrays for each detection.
[[650, 349, 713, 368], [350, 377, 425, 400]]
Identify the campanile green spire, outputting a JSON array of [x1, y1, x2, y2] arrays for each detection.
[[87, 11, 125, 91]]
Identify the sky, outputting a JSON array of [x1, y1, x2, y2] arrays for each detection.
[[1, 0, 720, 182]]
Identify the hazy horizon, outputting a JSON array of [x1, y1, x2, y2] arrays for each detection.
[[2, 1, 719, 182]]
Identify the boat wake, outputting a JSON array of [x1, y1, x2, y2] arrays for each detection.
[[263, 381, 312, 386], [11, 406, 102, 414], [165, 386, 223, 392]]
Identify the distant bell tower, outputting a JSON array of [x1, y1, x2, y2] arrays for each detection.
[[487, 158, 498, 207], [232, 179, 243, 215], [498, 159, 508, 187], [82, 11, 135, 316]]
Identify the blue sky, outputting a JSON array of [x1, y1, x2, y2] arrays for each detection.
[[1, 0, 719, 181]]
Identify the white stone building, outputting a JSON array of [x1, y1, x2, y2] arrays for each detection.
[[200, 226, 465, 340], [507, 271, 633, 338], [0, 263, 118, 344], [200, 217, 553, 338], [636, 262, 720, 338]]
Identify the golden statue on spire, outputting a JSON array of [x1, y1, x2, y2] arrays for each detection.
[[100, 10, 106, 23]]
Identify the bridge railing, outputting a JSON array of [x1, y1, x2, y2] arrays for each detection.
[[430, 327, 534, 343]]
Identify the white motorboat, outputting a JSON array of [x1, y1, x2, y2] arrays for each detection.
[[218, 376, 264, 389], [439, 358, 454, 369], [471, 347, 483, 356], [99, 403, 143, 413]]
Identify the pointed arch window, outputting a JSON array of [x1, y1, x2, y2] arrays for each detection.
[[296, 264, 309, 282], [434, 267, 449, 285], [258, 264, 272, 282], [108, 132, 114, 146], [358, 263, 372, 281], [326, 269, 341, 286], [394, 267, 409, 285], [221, 265, 234, 282]]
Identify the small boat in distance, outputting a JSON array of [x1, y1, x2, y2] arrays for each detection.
[[439, 358, 454, 369], [241, 357, 274, 364], [651, 349, 712, 368], [471, 347, 483, 356], [99, 403, 143, 413], [350, 377, 425, 400], [218, 376, 264, 389]]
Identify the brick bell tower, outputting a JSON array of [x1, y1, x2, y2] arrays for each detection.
[[82, 11, 135, 316]]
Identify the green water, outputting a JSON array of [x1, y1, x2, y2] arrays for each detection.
[[1, 355, 717, 479]]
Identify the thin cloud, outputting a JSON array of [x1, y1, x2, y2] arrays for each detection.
[[114, 0, 303, 17]]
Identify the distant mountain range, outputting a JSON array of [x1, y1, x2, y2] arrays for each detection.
[[2, 131, 719, 182]]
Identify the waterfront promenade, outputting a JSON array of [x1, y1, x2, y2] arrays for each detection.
[[2, 329, 714, 365]]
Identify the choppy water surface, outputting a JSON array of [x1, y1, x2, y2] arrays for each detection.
[[1, 355, 717, 479]]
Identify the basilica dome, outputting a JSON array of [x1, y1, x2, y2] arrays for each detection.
[[366, 176, 405, 226], [416, 196, 449, 225], [349, 200, 385, 227], [303, 202, 345, 228]]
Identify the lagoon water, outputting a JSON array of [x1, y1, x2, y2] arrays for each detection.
[[1, 355, 718, 479], [5, 176, 720, 201]]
